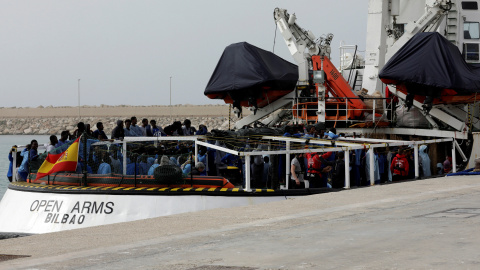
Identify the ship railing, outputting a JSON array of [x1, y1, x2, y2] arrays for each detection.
[[11, 136, 202, 185], [257, 136, 457, 190], [196, 135, 460, 191], [10, 134, 462, 192], [293, 96, 394, 126]]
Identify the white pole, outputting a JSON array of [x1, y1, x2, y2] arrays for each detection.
[[123, 141, 127, 175], [169, 76, 172, 120], [78, 79, 81, 119], [194, 139, 198, 164], [414, 144, 419, 178], [286, 141, 291, 189], [369, 148, 375, 185], [344, 149, 350, 189], [245, 155, 251, 191], [373, 99, 376, 124], [452, 140, 457, 173]]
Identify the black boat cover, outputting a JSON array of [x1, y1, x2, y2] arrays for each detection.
[[204, 42, 298, 96], [379, 32, 480, 94]]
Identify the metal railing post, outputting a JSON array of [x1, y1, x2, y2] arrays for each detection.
[[414, 144, 419, 179], [122, 141, 127, 176], [344, 149, 350, 189], [452, 140, 457, 173], [134, 154, 138, 187], [286, 141, 291, 189], [369, 148, 375, 185], [194, 139, 198, 164], [373, 99, 376, 124], [245, 154, 251, 191]]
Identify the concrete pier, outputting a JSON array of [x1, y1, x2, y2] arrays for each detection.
[[1, 175, 480, 269]]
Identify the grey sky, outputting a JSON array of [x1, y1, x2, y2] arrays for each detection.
[[0, 0, 367, 108]]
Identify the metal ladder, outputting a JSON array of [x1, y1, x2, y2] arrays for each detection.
[[446, 2, 459, 46]]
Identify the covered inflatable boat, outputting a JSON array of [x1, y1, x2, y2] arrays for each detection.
[[380, 32, 480, 95], [205, 42, 298, 112]]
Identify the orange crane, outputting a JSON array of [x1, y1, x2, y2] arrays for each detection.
[[292, 55, 366, 126], [274, 8, 366, 127]]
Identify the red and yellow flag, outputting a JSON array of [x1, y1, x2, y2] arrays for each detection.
[[35, 137, 81, 180]]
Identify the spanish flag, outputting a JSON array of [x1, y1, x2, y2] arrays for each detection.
[[35, 137, 81, 180]]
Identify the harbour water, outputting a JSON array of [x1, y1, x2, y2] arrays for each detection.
[[0, 135, 50, 201]]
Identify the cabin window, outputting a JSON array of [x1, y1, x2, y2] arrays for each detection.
[[462, 1, 478, 10], [464, 22, 480, 39], [463, 43, 480, 60]]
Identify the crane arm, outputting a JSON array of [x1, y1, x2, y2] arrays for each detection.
[[274, 7, 332, 86], [385, 0, 452, 62]]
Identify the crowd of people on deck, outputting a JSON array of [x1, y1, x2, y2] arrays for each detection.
[[109, 117, 207, 140], [7, 117, 210, 182], [7, 120, 453, 189], [280, 125, 442, 190]]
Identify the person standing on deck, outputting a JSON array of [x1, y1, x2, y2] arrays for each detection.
[[182, 119, 197, 136], [72, 122, 86, 138], [419, 145, 432, 177], [93, 122, 109, 141], [291, 153, 307, 189], [390, 148, 409, 181], [130, 116, 143, 137], [306, 151, 333, 188], [85, 124, 93, 136], [7, 145, 17, 182], [140, 118, 153, 136], [124, 119, 135, 137], [111, 120, 125, 140], [443, 154, 453, 174], [17, 140, 39, 181], [45, 135, 58, 153], [56, 131, 70, 148]]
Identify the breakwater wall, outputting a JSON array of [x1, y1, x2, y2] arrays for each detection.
[[0, 105, 232, 135]]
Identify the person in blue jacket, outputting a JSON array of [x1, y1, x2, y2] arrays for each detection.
[[7, 145, 17, 182], [18, 140, 39, 181]]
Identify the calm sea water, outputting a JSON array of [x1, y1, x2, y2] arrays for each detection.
[[0, 135, 51, 201]]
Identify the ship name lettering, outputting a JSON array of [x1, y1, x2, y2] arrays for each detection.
[[30, 200, 63, 212], [70, 201, 114, 214], [45, 213, 85, 224]]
